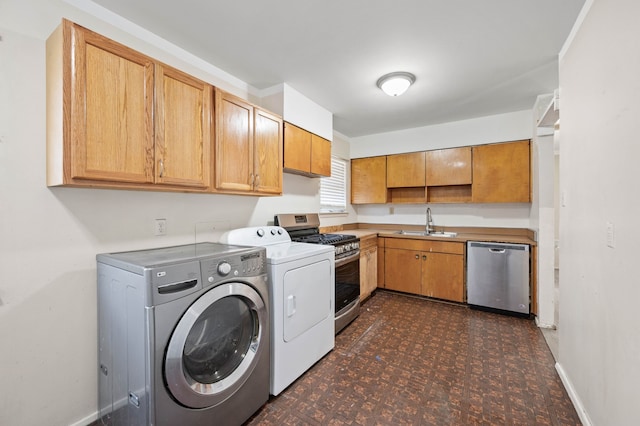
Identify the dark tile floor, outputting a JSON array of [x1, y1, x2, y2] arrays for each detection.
[[245, 290, 581, 425]]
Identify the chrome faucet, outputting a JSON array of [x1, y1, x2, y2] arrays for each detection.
[[426, 208, 434, 234]]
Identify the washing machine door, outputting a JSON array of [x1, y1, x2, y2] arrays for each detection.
[[164, 282, 267, 408]]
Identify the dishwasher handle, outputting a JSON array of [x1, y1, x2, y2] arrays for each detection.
[[468, 241, 530, 252]]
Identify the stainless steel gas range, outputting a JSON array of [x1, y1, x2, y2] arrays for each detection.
[[275, 213, 360, 334]]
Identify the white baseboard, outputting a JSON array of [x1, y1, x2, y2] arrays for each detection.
[[535, 316, 557, 329], [555, 362, 593, 426], [69, 411, 98, 426]]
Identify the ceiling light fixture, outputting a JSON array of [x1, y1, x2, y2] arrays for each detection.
[[376, 72, 416, 97]]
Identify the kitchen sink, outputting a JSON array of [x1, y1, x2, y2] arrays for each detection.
[[396, 230, 458, 238]]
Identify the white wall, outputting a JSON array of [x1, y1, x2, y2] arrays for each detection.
[[350, 110, 534, 229], [557, 0, 640, 424], [0, 1, 354, 425], [350, 110, 533, 158], [261, 83, 334, 141]]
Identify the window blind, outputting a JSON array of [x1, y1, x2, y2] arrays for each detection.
[[320, 156, 347, 213]]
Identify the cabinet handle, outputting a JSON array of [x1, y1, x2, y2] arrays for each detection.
[[255, 174, 260, 188], [415, 254, 419, 259], [159, 159, 164, 178], [422, 255, 427, 260], [250, 173, 254, 186]]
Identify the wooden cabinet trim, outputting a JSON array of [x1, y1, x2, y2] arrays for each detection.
[[384, 238, 464, 254]]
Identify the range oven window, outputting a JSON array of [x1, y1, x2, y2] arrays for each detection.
[[335, 256, 360, 313]]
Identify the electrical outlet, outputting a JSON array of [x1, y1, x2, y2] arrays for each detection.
[[155, 219, 167, 236]]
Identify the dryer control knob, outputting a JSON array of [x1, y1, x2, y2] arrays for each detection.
[[256, 228, 265, 237], [217, 262, 232, 276]]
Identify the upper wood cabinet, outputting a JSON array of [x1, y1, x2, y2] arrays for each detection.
[[311, 134, 331, 177], [425, 147, 472, 186], [472, 140, 530, 203], [48, 19, 154, 186], [350, 140, 531, 205], [47, 19, 212, 191], [215, 90, 254, 192], [283, 122, 331, 177], [155, 64, 211, 188], [254, 109, 284, 194], [386, 152, 426, 188], [351, 156, 387, 204], [215, 89, 282, 195]]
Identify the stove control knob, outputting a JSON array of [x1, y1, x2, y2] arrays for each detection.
[[256, 228, 265, 237], [270, 229, 277, 235], [277, 228, 283, 235], [217, 262, 232, 276]]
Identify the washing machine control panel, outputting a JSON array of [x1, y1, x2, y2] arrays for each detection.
[[200, 249, 266, 286]]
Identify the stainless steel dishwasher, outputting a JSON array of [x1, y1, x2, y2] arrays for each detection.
[[466, 241, 530, 315]]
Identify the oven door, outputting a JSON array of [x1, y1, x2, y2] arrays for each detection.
[[335, 252, 360, 333]]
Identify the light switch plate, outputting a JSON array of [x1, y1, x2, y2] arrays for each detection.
[[606, 221, 615, 248]]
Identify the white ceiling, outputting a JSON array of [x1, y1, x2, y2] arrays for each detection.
[[91, 0, 585, 137]]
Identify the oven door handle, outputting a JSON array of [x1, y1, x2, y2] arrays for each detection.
[[335, 250, 360, 268]]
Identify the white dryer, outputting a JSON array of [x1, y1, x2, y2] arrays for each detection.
[[221, 226, 335, 395]]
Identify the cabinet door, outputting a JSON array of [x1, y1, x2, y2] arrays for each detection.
[[155, 64, 211, 188], [351, 156, 387, 204], [283, 122, 311, 173], [384, 248, 422, 294], [215, 90, 254, 191], [377, 238, 386, 288], [365, 246, 378, 297], [359, 241, 378, 301], [425, 147, 472, 186], [70, 21, 154, 183], [422, 252, 464, 302], [254, 109, 283, 194], [386, 152, 426, 187], [472, 140, 531, 202], [310, 134, 331, 177]]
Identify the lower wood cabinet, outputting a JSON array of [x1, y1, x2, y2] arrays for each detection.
[[382, 238, 465, 303], [359, 236, 378, 301]]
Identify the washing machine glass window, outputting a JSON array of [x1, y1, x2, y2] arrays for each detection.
[[184, 296, 257, 384], [165, 282, 267, 409]]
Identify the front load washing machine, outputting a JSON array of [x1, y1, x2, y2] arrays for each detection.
[[96, 243, 269, 426]]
